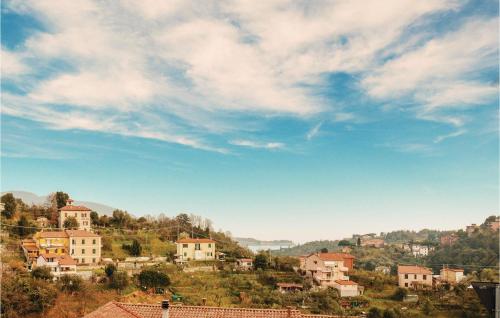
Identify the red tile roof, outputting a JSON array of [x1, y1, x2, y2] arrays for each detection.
[[37, 231, 69, 238], [84, 302, 347, 318], [58, 254, 77, 265], [176, 238, 216, 243], [60, 205, 92, 211], [398, 265, 433, 275], [66, 230, 100, 237], [316, 253, 354, 261], [335, 280, 358, 286]]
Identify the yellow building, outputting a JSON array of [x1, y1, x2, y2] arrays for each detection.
[[34, 231, 69, 255], [176, 238, 216, 262]]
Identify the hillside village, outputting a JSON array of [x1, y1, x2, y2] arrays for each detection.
[[1, 192, 499, 318]]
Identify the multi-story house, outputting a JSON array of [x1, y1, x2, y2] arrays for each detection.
[[397, 265, 433, 289], [402, 243, 434, 257], [21, 239, 40, 266], [176, 238, 216, 262], [59, 199, 92, 231], [36, 253, 77, 278], [440, 268, 465, 284], [34, 231, 69, 255], [302, 252, 361, 296], [67, 230, 102, 265]]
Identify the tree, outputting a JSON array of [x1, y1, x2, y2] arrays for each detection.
[[367, 307, 383, 318], [54, 192, 69, 209], [382, 309, 397, 318], [1, 275, 57, 316], [338, 240, 352, 247], [63, 216, 79, 229], [357, 237, 362, 247], [16, 215, 36, 238], [129, 239, 142, 256], [320, 247, 328, 253], [31, 266, 53, 280], [111, 209, 132, 228], [254, 252, 269, 270], [391, 287, 408, 301], [90, 211, 99, 225], [105, 263, 116, 277], [109, 271, 129, 292], [1, 193, 17, 218], [421, 298, 434, 315], [138, 268, 170, 289], [59, 274, 83, 292]]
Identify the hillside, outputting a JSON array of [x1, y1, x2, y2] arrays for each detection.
[[272, 240, 340, 256]]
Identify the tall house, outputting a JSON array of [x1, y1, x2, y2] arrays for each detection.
[[67, 230, 101, 264], [176, 238, 216, 262], [34, 231, 69, 255], [59, 199, 92, 231]]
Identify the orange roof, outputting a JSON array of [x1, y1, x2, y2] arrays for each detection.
[[66, 230, 100, 237], [37, 231, 68, 238], [58, 254, 77, 266], [316, 252, 355, 261], [40, 253, 60, 260], [60, 205, 92, 211], [177, 238, 215, 243], [84, 302, 343, 318], [398, 265, 433, 275], [335, 280, 358, 285]]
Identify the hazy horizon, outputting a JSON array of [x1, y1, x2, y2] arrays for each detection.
[[1, 1, 498, 243]]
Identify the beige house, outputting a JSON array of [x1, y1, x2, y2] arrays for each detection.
[[361, 238, 385, 248], [440, 268, 465, 284], [67, 230, 101, 265], [176, 238, 216, 262], [398, 265, 433, 289], [59, 199, 92, 231], [236, 258, 253, 270], [36, 253, 77, 278], [333, 280, 361, 297]]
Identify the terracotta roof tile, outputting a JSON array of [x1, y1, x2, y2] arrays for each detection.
[[398, 265, 433, 275], [60, 205, 92, 211], [176, 238, 215, 243], [84, 302, 347, 318], [334, 280, 358, 286]]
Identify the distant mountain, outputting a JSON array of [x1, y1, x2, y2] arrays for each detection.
[[234, 237, 294, 247], [2, 191, 116, 216]]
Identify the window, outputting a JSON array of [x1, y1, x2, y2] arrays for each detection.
[[92, 258, 96, 263], [93, 239, 96, 244], [82, 239, 85, 244], [182, 244, 188, 248], [82, 258, 85, 263], [195, 243, 201, 250], [72, 239, 76, 245], [414, 274, 417, 279], [404, 274, 408, 279], [82, 249, 85, 254], [208, 243, 211, 248], [405, 283, 408, 287], [92, 249, 96, 254], [183, 252, 187, 257], [65, 213, 67, 217], [71, 249, 74, 255], [423, 275, 427, 280], [314, 261, 317, 264]]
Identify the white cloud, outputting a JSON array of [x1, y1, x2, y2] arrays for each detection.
[[1, 48, 28, 77], [230, 139, 285, 150], [433, 129, 466, 143], [306, 122, 322, 140], [2, 0, 493, 151]]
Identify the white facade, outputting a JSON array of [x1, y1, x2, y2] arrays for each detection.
[[176, 239, 216, 262], [36, 254, 77, 278]]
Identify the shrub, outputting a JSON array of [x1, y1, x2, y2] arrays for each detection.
[[367, 307, 383, 318], [138, 268, 170, 289], [105, 263, 116, 277], [109, 271, 129, 291], [31, 266, 53, 280], [391, 287, 408, 301], [59, 274, 83, 292]]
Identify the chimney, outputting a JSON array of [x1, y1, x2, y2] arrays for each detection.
[[161, 300, 169, 318]]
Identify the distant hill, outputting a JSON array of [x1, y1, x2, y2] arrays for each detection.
[[272, 240, 340, 256], [234, 237, 294, 247], [2, 191, 116, 216]]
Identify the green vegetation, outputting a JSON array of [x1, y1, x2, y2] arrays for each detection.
[[63, 216, 80, 229], [1, 193, 17, 219]]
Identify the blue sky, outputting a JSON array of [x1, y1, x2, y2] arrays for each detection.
[[1, 0, 498, 242]]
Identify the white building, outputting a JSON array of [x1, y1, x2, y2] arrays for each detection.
[[402, 243, 434, 257], [236, 258, 253, 270], [176, 238, 216, 262], [36, 253, 77, 278]]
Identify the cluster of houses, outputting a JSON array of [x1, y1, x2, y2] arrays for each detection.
[[397, 265, 465, 289], [20, 199, 102, 279]]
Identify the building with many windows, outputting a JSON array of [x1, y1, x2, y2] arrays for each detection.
[[67, 230, 102, 265], [59, 198, 92, 231], [397, 265, 433, 289], [175, 238, 216, 262]]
